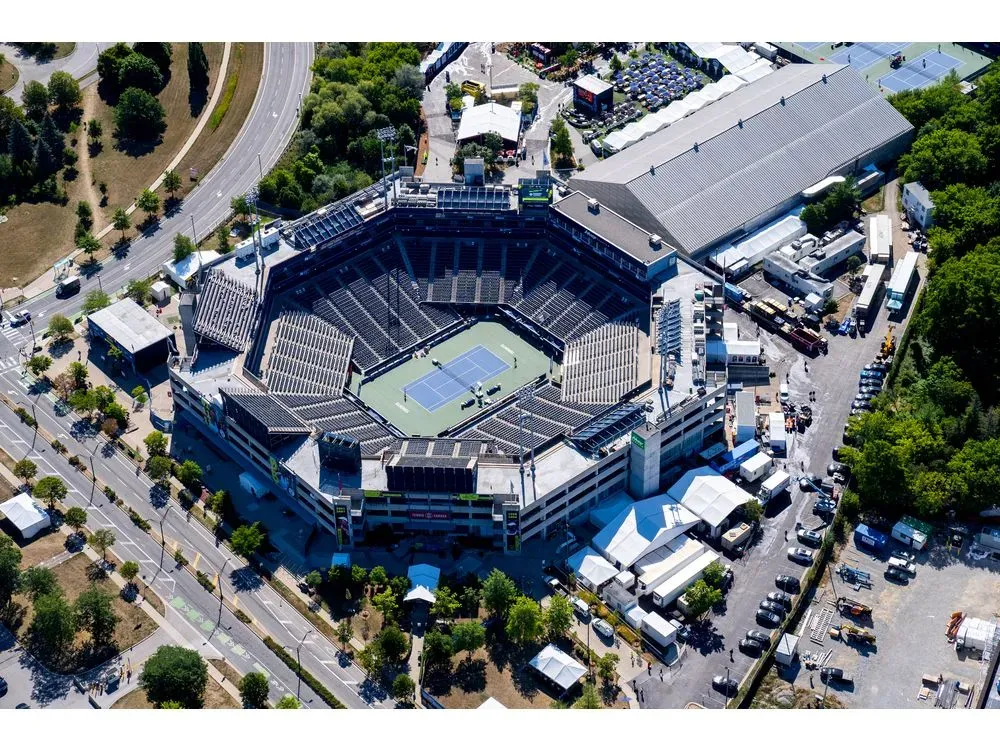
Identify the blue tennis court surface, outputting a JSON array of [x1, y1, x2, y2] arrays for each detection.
[[830, 43, 905, 72], [878, 51, 964, 93], [405, 346, 510, 412]]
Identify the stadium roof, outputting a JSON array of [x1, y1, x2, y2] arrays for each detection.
[[592, 493, 700, 568], [553, 191, 677, 265], [457, 102, 522, 144], [88, 298, 173, 354], [667, 467, 754, 529], [568, 64, 914, 256]]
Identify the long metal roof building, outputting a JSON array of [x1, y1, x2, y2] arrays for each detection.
[[569, 64, 914, 257]]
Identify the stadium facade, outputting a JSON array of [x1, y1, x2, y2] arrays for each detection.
[[170, 176, 727, 553]]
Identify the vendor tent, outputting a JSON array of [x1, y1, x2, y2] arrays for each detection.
[[0, 493, 51, 539], [529, 644, 587, 692], [404, 563, 441, 603]]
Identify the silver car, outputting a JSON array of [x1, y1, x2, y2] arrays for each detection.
[[787, 546, 814, 565], [592, 618, 614, 640]]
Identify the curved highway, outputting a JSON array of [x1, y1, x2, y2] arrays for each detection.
[[3, 42, 313, 340]]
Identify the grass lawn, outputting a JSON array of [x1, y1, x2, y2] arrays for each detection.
[[9, 552, 158, 673], [111, 676, 239, 708], [15, 529, 70, 569], [429, 645, 560, 709], [1, 56, 19, 94], [862, 187, 885, 213], [171, 43, 264, 202], [208, 657, 244, 685]]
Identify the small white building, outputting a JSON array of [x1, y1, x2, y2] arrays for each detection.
[[775, 633, 799, 666], [902, 182, 935, 229], [734, 391, 756, 443], [740, 452, 773, 483], [162, 250, 222, 290], [763, 253, 833, 300], [0, 493, 51, 539], [868, 215, 893, 265], [640, 611, 678, 650], [891, 518, 929, 550]]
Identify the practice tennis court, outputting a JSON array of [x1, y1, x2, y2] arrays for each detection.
[[878, 50, 964, 93], [830, 42, 904, 72], [405, 346, 510, 412], [795, 42, 827, 52]]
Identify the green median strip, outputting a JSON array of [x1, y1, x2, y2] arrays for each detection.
[[208, 44, 242, 131], [262, 636, 346, 709]]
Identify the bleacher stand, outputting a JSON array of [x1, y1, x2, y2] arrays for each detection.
[[194, 270, 259, 351], [562, 320, 640, 403]]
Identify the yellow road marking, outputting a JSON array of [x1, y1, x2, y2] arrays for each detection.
[[192, 551, 201, 571]]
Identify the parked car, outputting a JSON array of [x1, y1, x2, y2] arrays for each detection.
[[859, 377, 882, 387], [759, 599, 786, 617], [746, 629, 772, 646], [797, 528, 822, 546], [546, 577, 561, 592], [867, 362, 888, 373], [721, 565, 735, 593], [767, 591, 793, 609], [851, 399, 873, 410], [893, 548, 916, 562], [0, 675, 7, 696], [712, 675, 739, 696], [739, 637, 763, 655], [859, 368, 884, 380], [756, 609, 782, 627], [775, 574, 800, 593], [571, 596, 591, 619], [814, 499, 837, 515], [860, 385, 882, 396], [10, 311, 30, 327], [669, 618, 691, 643], [827, 462, 848, 476], [855, 392, 875, 402], [833, 472, 849, 484], [884, 567, 909, 584], [798, 474, 822, 492], [887, 557, 917, 575], [787, 547, 814, 565], [592, 618, 615, 640], [820, 667, 850, 683]]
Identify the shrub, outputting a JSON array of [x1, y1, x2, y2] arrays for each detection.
[[51, 439, 65, 452], [262, 636, 345, 708], [173, 549, 187, 566], [103, 486, 117, 501], [234, 609, 252, 625], [128, 508, 151, 532], [196, 570, 215, 593]]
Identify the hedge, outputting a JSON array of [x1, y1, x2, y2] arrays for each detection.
[[262, 636, 345, 708]]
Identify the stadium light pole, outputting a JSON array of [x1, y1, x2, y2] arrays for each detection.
[[376, 127, 397, 211]]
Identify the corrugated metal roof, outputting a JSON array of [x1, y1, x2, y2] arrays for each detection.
[[569, 64, 914, 255]]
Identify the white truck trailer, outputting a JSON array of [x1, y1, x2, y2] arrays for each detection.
[[739, 452, 773, 483], [758, 469, 790, 502]]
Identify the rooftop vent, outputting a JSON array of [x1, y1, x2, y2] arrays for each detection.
[[822, 74, 828, 84], [587, 198, 600, 213], [737, 118, 743, 128], [650, 164, 656, 175], [693, 141, 699, 152], [780, 96, 786, 106], [649, 234, 662, 249]]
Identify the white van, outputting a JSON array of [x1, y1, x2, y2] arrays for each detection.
[[571, 596, 590, 619], [779, 383, 790, 404]]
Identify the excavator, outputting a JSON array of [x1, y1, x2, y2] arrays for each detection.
[[881, 324, 897, 358], [836, 597, 873, 618]]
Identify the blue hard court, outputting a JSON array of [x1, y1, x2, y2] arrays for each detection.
[[878, 50, 964, 93], [405, 345, 510, 412], [830, 43, 905, 72]]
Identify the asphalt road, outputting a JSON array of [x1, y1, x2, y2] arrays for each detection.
[[0, 43, 114, 102], [0, 367, 392, 709], [1, 42, 314, 344]]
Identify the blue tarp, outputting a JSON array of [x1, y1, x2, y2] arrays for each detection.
[[854, 523, 888, 551]]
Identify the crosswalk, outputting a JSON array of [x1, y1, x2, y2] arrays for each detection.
[[0, 355, 19, 373]]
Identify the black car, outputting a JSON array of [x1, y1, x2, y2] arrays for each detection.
[[759, 599, 785, 617], [827, 462, 847, 476], [739, 637, 763, 655], [767, 591, 793, 609], [820, 667, 851, 683], [775, 574, 800, 593], [0, 675, 8, 696], [746, 629, 771, 646], [712, 675, 739, 696], [756, 608, 782, 627], [721, 566, 735, 593], [885, 567, 909, 584]]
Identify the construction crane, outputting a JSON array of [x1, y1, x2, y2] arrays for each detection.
[[881, 324, 897, 358]]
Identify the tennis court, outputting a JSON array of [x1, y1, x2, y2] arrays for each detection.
[[878, 50, 965, 93], [830, 42, 904, 72], [406, 346, 510, 412], [795, 42, 827, 52]]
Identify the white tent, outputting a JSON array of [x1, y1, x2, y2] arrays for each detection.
[[529, 644, 587, 692], [593, 493, 700, 568], [699, 83, 727, 103], [636, 115, 664, 138], [668, 467, 754, 531], [735, 58, 774, 83], [661, 98, 698, 123], [404, 563, 440, 604], [682, 90, 712, 113], [602, 130, 629, 153], [0, 493, 51, 539], [715, 75, 746, 95], [478, 697, 507, 709], [618, 122, 645, 148], [567, 546, 619, 590]]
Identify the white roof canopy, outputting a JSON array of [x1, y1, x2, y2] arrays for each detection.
[[668, 467, 754, 528], [529, 644, 587, 690], [404, 564, 440, 603], [567, 546, 619, 589], [593, 493, 700, 568], [457, 103, 522, 144], [0, 493, 51, 539]]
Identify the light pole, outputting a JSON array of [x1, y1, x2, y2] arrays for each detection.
[[295, 628, 314, 697], [375, 126, 397, 211], [158, 503, 171, 547], [190, 215, 198, 245], [217, 557, 230, 622]]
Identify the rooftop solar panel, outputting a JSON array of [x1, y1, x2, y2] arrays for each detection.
[[436, 187, 513, 212], [291, 204, 364, 249]]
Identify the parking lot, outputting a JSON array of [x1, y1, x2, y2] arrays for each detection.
[[0, 625, 92, 709], [778, 534, 1000, 708]]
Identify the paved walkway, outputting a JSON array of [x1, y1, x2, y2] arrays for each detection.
[[0, 43, 113, 102]]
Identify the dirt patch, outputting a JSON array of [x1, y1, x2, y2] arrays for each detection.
[[9, 552, 158, 672], [1, 56, 19, 93], [208, 657, 244, 685], [15, 530, 71, 569], [752, 669, 844, 709], [76, 86, 105, 229], [171, 43, 264, 203], [111, 675, 239, 708], [430, 645, 562, 709]]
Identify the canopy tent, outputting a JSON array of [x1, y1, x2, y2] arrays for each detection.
[[529, 644, 587, 691], [735, 58, 775, 83], [593, 493, 700, 568], [0, 493, 51, 539], [404, 563, 441, 603], [567, 546, 619, 590], [636, 115, 664, 138], [477, 697, 507, 709], [661, 98, 698, 123], [681, 89, 712, 113], [715, 74, 747, 95], [602, 130, 630, 153], [668, 466, 754, 529], [456, 103, 522, 144]]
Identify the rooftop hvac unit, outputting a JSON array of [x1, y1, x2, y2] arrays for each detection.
[[649, 234, 662, 249], [587, 198, 600, 213]]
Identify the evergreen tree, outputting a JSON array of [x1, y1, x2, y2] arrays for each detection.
[[39, 113, 65, 163], [187, 43, 210, 90], [33, 137, 59, 176], [7, 118, 34, 164], [133, 43, 173, 74]]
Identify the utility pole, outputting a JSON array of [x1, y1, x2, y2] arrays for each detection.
[[376, 126, 397, 211], [294, 629, 314, 697], [190, 215, 198, 245], [158, 504, 171, 547], [217, 557, 230, 622]]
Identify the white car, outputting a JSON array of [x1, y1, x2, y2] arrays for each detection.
[[592, 618, 614, 640], [779, 383, 789, 404], [787, 547, 814, 565], [887, 556, 916, 575]]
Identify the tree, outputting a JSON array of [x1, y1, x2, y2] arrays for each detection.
[[118, 53, 164, 93], [25, 355, 52, 378], [429, 586, 460, 620], [596, 652, 619, 683], [97, 43, 134, 90], [351, 564, 369, 589], [7, 118, 34, 166], [125, 278, 152, 306], [174, 459, 201, 490], [33, 137, 59, 177], [230, 194, 251, 222], [369, 565, 388, 590], [900, 128, 987, 190], [559, 48, 579, 69], [48, 71, 82, 110], [137, 188, 160, 222], [702, 561, 727, 590], [75, 585, 119, 649], [87, 118, 103, 140], [304, 570, 323, 591], [239, 672, 270, 708], [22, 79, 50, 120], [543, 594, 574, 640], [146, 455, 172, 483], [335, 618, 354, 654], [119, 560, 140, 588], [372, 589, 399, 622], [45, 313, 74, 342], [574, 682, 602, 709], [375, 624, 408, 663], [187, 43, 210, 91], [391, 673, 416, 702], [230, 522, 265, 559], [422, 629, 454, 668], [131, 385, 148, 409], [112, 207, 131, 242], [551, 118, 574, 166], [1, 535, 23, 611], [114, 87, 166, 140], [88, 528, 116, 561], [33, 476, 68, 509], [28, 592, 76, 659], [173, 233, 196, 262], [163, 168, 181, 198], [21, 566, 59, 601], [215, 224, 230, 253], [78, 232, 102, 259], [482, 569, 518, 621], [14, 458, 38, 485], [505, 596, 543, 645], [207, 489, 228, 516], [276, 695, 300, 709], [610, 55, 623, 73], [133, 43, 173, 75], [139, 645, 208, 708], [683, 579, 723, 618], [451, 620, 486, 659]]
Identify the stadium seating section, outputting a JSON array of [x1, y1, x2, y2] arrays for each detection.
[[194, 270, 259, 351]]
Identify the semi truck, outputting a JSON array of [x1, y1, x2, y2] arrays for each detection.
[[758, 470, 790, 502]]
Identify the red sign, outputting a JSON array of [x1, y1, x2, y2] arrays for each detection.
[[408, 510, 451, 521], [577, 87, 595, 104]]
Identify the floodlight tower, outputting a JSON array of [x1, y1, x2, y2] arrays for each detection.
[[244, 186, 264, 300], [376, 126, 397, 211], [515, 384, 536, 504]]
